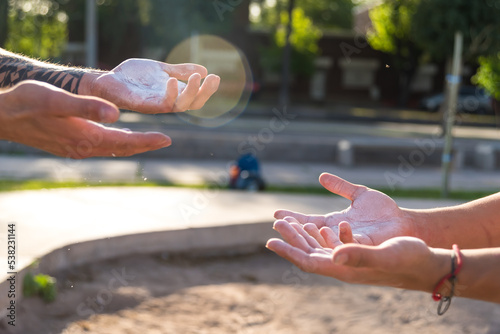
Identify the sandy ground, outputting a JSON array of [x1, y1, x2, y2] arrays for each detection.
[[4, 249, 500, 334]]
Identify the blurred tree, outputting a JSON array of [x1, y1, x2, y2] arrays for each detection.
[[253, 0, 324, 79], [6, 0, 68, 60], [412, 0, 500, 62], [473, 55, 500, 100], [252, 0, 354, 30], [367, 0, 500, 106], [367, 0, 422, 107], [412, 0, 500, 118], [297, 0, 353, 30]]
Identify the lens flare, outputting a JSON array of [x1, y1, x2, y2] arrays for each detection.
[[166, 34, 253, 128]]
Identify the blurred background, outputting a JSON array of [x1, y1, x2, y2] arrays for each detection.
[[1, 0, 500, 194], [2, 1, 500, 333], [2, 0, 500, 107]]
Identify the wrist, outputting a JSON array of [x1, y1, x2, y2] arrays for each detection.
[[401, 208, 444, 248], [425, 248, 454, 294], [78, 70, 105, 96]]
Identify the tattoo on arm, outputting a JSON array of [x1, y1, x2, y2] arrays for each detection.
[[0, 53, 87, 94]]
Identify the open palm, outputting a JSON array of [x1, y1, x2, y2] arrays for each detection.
[[275, 173, 414, 246], [267, 219, 437, 291]]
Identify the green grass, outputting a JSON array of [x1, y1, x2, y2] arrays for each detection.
[[0, 179, 496, 201], [0, 180, 171, 192]]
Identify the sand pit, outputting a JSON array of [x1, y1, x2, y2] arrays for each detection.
[[5, 249, 500, 334]]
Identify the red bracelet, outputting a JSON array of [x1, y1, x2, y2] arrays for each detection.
[[432, 244, 462, 315]]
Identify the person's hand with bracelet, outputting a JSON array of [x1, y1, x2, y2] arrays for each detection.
[[268, 213, 500, 308], [275, 173, 500, 250]]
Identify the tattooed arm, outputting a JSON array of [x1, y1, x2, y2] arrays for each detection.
[[0, 49, 87, 94], [0, 48, 219, 114], [0, 49, 219, 157]]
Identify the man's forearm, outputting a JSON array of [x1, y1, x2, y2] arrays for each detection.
[[405, 192, 500, 249], [0, 48, 100, 94]]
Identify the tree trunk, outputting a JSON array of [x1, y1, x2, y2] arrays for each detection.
[[0, 1, 8, 48], [279, 0, 295, 108]]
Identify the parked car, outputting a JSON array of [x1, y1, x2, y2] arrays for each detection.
[[420, 86, 493, 114]]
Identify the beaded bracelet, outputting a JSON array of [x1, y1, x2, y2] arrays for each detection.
[[432, 244, 463, 315]]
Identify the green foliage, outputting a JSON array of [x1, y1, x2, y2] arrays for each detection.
[[412, 0, 500, 61], [296, 0, 354, 30], [23, 272, 57, 303], [368, 0, 500, 62], [252, 0, 354, 30], [22, 273, 39, 297], [6, 0, 68, 59], [259, 5, 322, 78], [473, 55, 500, 100], [367, 0, 419, 56], [275, 7, 321, 54]]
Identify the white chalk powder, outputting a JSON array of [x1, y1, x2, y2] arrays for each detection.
[[113, 59, 187, 104]]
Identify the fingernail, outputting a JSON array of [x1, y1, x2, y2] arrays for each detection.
[[159, 136, 172, 147], [334, 253, 348, 265]]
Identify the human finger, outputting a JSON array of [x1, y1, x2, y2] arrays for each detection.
[[160, 77, 178, 113], [319, 173, 367, 201], [105, 131, 171, 157], [164, 63, 208, 81], [266, 238, 311, 269], [187, 74, 220, 110], [319, 227, 344, 249], [274, 209, 326, 227], [266, 238, 332, 274], [332, 243, 385, 268], [287, 221, 323, 249], [172, 73, 201, 112], [338, 221, 355, 244], [67, 127, 171, 159], [41, 83, 119, 123], [273, 219, 313, 252], [303, 223, 328, 248]]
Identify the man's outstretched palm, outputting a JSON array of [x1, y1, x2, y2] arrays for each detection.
[[275, 173, 414, 246]]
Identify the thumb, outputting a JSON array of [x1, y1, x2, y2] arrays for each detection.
[[332, 244, 383, 268], [319, 173, 366, 201], [49, 91, 120, 123]]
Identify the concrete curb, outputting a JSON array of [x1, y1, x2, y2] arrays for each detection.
[[0, 221, 274, 325]]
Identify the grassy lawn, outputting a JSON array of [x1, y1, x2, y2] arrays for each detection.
[[0, 179, 496, 201]]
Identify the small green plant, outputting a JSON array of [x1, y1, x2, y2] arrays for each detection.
[[23, 272, 57, 303]]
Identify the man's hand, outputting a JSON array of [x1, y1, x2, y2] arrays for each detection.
[[267, 218, 448, 292], [0, 81, 171, 158], [82, 59, 220, 114], [275, 173, 416, 246]]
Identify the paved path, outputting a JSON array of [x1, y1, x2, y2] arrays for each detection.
[[0, 187, 463, 280], [1, 155, 500, 191]]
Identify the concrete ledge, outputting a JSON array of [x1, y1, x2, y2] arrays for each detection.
[[474, 143, 496, 170], [335, 138, 477, 169], [0, 221, 274, 323]]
